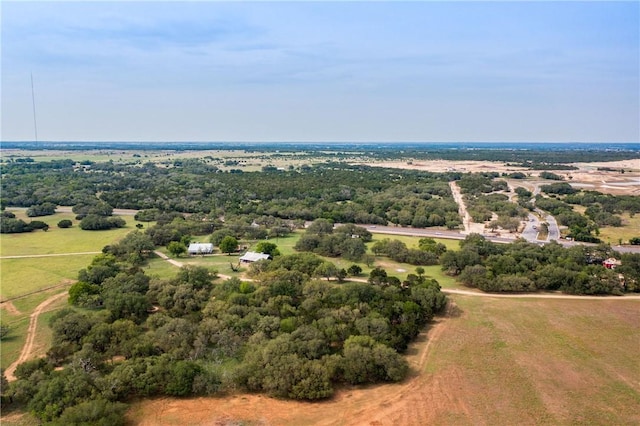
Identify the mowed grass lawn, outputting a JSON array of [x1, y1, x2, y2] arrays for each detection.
[[423, 296, 640, 425]]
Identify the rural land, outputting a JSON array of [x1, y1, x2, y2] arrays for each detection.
[[1, 142, 639, 425]]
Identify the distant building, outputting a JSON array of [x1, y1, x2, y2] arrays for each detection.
[[188, 243, 214, 255], [602, 258, 622, 269], [239, 251, 272, 263]]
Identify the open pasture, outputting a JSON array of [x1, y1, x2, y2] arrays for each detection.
[[0, 210, 141, 256], [1, 288, 69, 370], [0, 256, 93, 300], [599, 213, 640, 245]]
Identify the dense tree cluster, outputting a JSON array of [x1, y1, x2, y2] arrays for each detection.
[[457, 173, 507, 195], [1, 160, 461, 229], [371, 238, 440, 266], [540, 182, 577, 195], [535, 189, 640, 242], [442, 234, 638, 294], [0, 212, 50, 233], [535, 196, 601, 243], [26, 202, 57, 217], [6, 243, 446, 422], [78, 215, 126, 231], [564, 190, 640, 216], [456, 174, 526, 230], [294, 220, 371, 262], [539, 171, 564, 180]]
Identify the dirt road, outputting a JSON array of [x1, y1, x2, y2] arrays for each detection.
[[0, 252, 100, 260], [443, 288, 640, 300], [449, 181, 489, 235], [4, 292, 68, 381]]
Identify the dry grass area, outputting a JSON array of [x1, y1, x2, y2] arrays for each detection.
[[127, 296, 640, 426], [599, 213, 640, 245]]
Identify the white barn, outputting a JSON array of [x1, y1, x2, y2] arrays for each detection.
[[239, 251, 271, 263], [188, 243, 214, 255]]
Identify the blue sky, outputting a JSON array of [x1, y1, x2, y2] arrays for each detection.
[[2, 1, 638, 142]]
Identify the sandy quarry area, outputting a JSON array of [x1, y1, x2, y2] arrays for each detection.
[[368, 159, 640, 195]]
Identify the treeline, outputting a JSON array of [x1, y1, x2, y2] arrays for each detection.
[[4, 142, 638, 164], [0, 211, 50, 233], [4, 244, 446, 423], [1, 160, 461, 229], [442, 234, 640, 294]]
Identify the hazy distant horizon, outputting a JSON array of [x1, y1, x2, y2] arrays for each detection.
[[3, 141, 639, 148]]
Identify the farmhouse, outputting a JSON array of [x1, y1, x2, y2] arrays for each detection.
[[240, 251, 272, 263], [188, 243, 214, 255]]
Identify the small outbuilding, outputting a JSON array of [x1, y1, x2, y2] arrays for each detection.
[[188, 243, 214, 255], [239, 251, 272, 263], [602, 258, 622, 269]]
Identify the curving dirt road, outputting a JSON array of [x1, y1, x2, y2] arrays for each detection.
[[154, 250, 640, 301], [443, 288, 640, 300], [153, 250, 234, 280], [4, 291, 68, 382]]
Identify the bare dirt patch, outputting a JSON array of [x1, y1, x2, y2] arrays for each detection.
[[368, 159, 640, 196], [128, 297, 639, 426], [1, 300, 21, 315]]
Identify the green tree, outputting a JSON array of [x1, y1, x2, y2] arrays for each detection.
[[340, 335, 408, 384], [57, 219, 73, 228], [219, 236, 239, 255], [347, 264, 362, 276], [314, 262, 338, 281], [255, 241, 280, 257], [166, 361, 201, 396], [52, 399, 128, 426], [167, 241, 187, 258]]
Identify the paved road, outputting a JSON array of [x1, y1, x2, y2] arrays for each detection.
[[55, 206, 138, 216], [366, 224, 640, 253]]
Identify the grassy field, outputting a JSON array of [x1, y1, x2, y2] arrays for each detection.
[[598, 213, 640, 245], [0, 289, 69, 369], [1, 256, 95, 300], [0, 212, 144, 372], [0, 210, 147, 300], [420, 296, 640, 425], [0, 210, 140, 256]]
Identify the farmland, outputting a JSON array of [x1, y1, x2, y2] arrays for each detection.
[[1, 146, 639, 425]]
